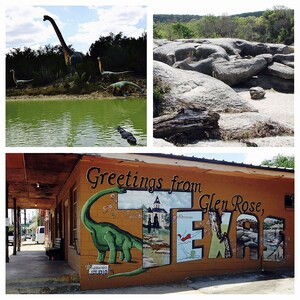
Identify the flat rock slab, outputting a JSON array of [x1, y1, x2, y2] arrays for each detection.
[[154, 60, 256, 114], [219, 112, 293, 140], [212, 57, 267, 86], [265, 62, 294, 80]]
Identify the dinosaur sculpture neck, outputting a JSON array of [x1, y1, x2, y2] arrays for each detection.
[[81, 186, 124, 232], [97, 57, 103, 74], [44, 15, 73, 65], [10, 70, 17, 85]]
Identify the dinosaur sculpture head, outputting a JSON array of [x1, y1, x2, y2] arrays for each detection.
[[9, 69, 14, 73]]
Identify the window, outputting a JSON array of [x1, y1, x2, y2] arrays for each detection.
[[70, 186, 78, 246], [284, 193, 294, 208]]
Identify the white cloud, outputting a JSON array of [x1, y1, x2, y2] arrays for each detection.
[[5, 6, 58, 51], [70, 6, 146, 51], [243, 149, 295, 166]]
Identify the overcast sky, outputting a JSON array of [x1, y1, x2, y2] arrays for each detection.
[[5, 5, 147, 54]]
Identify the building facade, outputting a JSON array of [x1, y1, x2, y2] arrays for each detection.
[[45, 154, 294, 290]]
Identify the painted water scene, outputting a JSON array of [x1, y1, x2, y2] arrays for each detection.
[[6, 6, 147, 147]]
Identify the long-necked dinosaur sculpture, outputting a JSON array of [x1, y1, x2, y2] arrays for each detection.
[[10, 69, 33, 88], [81, 186, 148, 278], [104, 81, 144, 96], [43, 15, 84, 69], [97, 57, 133, 82]]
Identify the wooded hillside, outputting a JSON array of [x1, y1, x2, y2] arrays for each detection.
[[154, 7, 294, 45]]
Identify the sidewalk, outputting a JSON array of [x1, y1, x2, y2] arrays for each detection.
[[75, 269, 294, 294], [6, 241, 294, 294], [6, 241, 80, 294]]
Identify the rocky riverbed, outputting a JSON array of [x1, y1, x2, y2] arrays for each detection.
[[153, 38, 294, 147]]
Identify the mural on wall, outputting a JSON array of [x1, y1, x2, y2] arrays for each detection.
[[176, 210, 203, 263], [83, 167, 289, 280], [263, 217, 284, 261], [236, 214, 259, 260], [208, 211, 232, 258], [81, 186, 147, 278], [118, 190, 192, 268]]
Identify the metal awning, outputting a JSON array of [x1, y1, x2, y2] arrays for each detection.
[[6, 153, 81, 209]]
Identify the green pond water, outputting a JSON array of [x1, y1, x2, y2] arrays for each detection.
[[6, 98, 147, 147]]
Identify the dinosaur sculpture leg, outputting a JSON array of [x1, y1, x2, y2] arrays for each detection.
[[121, 86, 129, 97]]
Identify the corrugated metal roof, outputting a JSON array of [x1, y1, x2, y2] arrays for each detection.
[[138, 153, 294, 173]]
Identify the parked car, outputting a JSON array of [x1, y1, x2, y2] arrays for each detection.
[[8, 231, 14, 246]]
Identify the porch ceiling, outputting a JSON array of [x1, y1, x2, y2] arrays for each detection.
[[6, 153, 81, 209]]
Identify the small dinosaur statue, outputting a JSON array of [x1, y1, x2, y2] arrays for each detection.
[[43, 15, 84, 69], [10, 69, 33, 88], [104, 81, 144, 96], [117, 126, 137, 145], [81, 186, 148, 278], [97, 57, 133, 82]]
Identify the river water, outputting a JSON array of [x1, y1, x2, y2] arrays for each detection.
[[6, 98, 147, 147]]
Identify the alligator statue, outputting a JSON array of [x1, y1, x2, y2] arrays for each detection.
[[117, 126, 137, 145], [10, 69, 33, 88], [43, 15, 84, 69], [104, 81, 144, 96], [98, 57, 133, 82], [81, 186, 148, 278]]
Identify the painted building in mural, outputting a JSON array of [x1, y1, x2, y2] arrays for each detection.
[[49, 154, 293, 290]]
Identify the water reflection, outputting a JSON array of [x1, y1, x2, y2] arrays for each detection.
[[6, 98, 146, 147]]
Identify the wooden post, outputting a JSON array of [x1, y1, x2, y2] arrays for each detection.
[[17, 207, 21, 251], [13, 198, 17, 255]]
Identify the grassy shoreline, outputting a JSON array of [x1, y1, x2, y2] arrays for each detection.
[[6, 93, 146, 101]]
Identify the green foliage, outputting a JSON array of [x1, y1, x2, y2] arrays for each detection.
[[89, 32, 146, 76], [261, 154, 294, 168], [154, 7, 294, 44], [153, 78, 170, 117], [171, 23, 193, 39], [6, 32, 146, 91]]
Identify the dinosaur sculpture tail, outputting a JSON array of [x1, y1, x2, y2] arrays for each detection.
[[127, 82, 144, 93], [108, 267, 147, 278]]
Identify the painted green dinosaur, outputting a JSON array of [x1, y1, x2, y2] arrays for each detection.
[[10, 69, 33, 88], [97, 57, 133, 82], [104, 81, 144, 96], [81, 186, 147, 278]]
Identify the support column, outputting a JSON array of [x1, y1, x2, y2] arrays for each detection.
[[13, 198, 17, 255], [17, 207, 21, 252]]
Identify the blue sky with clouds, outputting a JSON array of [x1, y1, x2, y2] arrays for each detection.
[[6, 5, 147, 54]]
